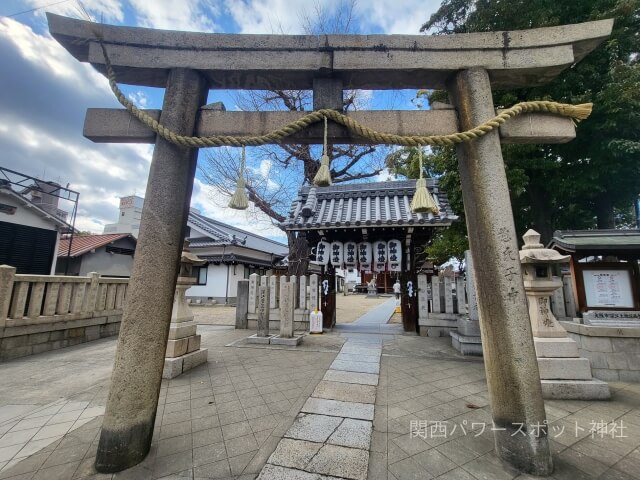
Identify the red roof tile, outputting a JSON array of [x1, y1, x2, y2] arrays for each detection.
[[58, 233, 132, 257]]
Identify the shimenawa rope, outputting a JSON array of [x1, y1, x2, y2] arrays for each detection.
[[95, 38, 592, 211], [97, 41, 592, 149]]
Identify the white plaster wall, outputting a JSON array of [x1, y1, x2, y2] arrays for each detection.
[[78, 247, 134, 277], [0, 195, 59, 231], [187, 264, 247, 300]]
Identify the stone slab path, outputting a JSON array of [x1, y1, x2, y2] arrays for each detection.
[[334, 297, 402, 335], [257, 336, 382, 480]]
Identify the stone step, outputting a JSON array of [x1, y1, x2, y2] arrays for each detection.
[[534, 337, 579, 358], [541, 379, 611, 400], [537, 357, 592, 380], [450, 331, 483, 356]]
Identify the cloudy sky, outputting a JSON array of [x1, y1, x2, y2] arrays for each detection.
[[0, 0, 440, 241]]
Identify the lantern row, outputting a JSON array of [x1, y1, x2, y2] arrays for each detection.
[[315, 240, 402, 272]]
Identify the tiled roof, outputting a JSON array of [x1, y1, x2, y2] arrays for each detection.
[[58, 233, 133, 257], [549, 229, 640, 253], [187, 211, 288, 256], [282, 180, 457, 231]]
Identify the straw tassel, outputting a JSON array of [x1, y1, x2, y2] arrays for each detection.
[[411, 148, 439, 214], [228, 146, 249, 210], [313, 116, 332, 187], [567, 103, 592, 122]]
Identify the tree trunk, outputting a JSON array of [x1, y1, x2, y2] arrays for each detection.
[[596, 193, 615, 229], [287, 231, 310, 276], [527, 179, 554, 244]]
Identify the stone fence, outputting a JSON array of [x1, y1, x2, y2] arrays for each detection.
[[418, 274, 469, 337], [237, 273, 319, 331], [0, 265, 127, 361]]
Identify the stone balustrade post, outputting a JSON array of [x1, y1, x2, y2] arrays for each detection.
[[0, 265, 16, 328], [83, 272, 100, 313]]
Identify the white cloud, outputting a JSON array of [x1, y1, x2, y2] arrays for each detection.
[[227, 0, 311, 34], [128, 0, 220, 32], [0, 17, 151, 233], [363, 0, 440, 34], [227, 0, 439, 35], [128, 90, 149, 107], [190, 178, 286, 242]]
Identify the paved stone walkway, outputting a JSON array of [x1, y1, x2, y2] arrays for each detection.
[[375, 336, 640, 480], [0, 318, 638, 479], [334, 298, 402, 335], [257, 336, 381, 479]]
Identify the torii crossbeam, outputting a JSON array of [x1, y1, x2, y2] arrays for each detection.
[[47, 13, 612, 476]]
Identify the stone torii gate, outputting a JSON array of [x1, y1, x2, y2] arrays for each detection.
[[47, 14, 612, 475]]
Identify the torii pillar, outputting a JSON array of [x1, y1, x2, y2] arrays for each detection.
[[95, 69, 207, 472], [449, 68, 551, 474]]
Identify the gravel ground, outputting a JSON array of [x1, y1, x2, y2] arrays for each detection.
[[192, 293, 390, 325]]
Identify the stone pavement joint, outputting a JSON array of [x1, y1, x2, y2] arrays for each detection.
[[258, 335, 383, 479]]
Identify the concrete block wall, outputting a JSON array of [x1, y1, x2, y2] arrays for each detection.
[[563, 321, 640, 383], [0, 266, 128, 361], [0, 315, 121, 361]]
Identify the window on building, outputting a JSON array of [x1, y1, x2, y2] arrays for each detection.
[[246, 266, 267, 278], [193, 266, 207, 285]]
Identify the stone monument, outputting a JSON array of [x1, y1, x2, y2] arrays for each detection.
[[248, 284, 274, 344], [451, 251, 483, 355], [520, 230, 610, 399], [162, 243, 209, 379], [271, 279, 303, 345]]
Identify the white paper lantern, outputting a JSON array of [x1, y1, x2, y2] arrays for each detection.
[[330, 241, 343, 267], [387, 239, 402, 272], [315, 240, 330, 265], [344, 241, 358, 267], [374, 240, 387, 272], [357, 242, 372, 272]]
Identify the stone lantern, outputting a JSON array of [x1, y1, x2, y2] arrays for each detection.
[[519, 229, 609, 399], [520, 229, 570, 338], [162, 241, 209, 379]]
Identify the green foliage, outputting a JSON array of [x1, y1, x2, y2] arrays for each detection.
[[413, 0, 640, 264]]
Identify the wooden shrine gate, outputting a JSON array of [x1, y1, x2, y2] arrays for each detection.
[[47, 13, 612, 475]]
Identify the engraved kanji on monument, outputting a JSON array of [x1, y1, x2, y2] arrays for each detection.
[[248, 273, 259, 314], [257, 285, 270, 335], [298, 275, 307, 310], [456, 276, 466, 313], [271, 281, 302, 345], [431, 276, 442, 313], [247, 284, 273, 344], [417, 274, 429, 322], [269, 275, 279, 310], [444, 276, 454, 313], [309, 274, 319, 311]]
